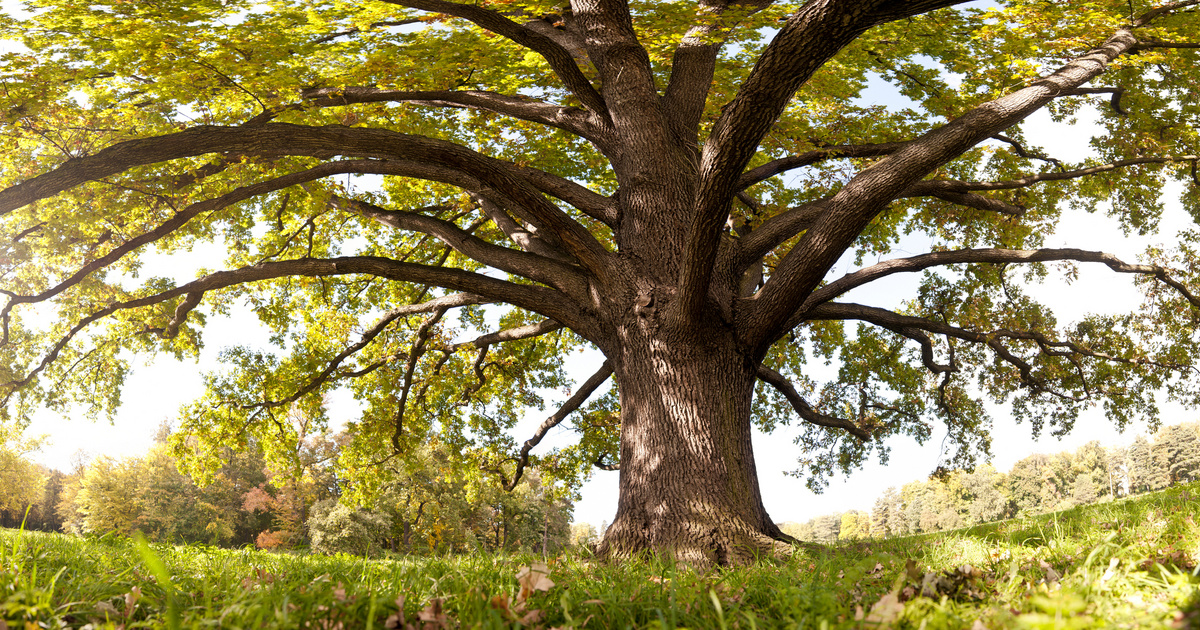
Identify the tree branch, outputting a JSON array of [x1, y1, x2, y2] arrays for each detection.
[[755, 365, 872, 440], [499, 360, 613, 491], [378, 0, 608, 117], [0, 159, 408, 330], [745, 22, 1145, 350], [332, 197, 589, 296], [299, 87, 610, 146], [392, 307, 447, 452], [736, 142, 908, 191], [234, 293, 491, 414], [796, 247, 1200, 322], [0, 123, 616, 282], [1, 256, 592, 405], [661, 0, 773, 144], [676, 0, 964, 325]]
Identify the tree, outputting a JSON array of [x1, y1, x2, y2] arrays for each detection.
[[1128, 435, 1155, 495], [1008, 453, 1048, 514], [1155, 423, 1200, 485], [961, 465, 1009, 524], [2, 0, 1200, 565]]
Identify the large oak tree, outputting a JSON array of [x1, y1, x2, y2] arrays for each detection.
[[2, 0, 1199, 564]]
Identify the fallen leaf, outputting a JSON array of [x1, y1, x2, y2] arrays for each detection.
[[866, 591, 904, 626], [418, 598, 450, 629], [95, 601, 119, 618], [124, 585, 142, 617], [384, 595, 406, 630], [1038, 560, 1061, 584], [516, 562, 556, 605], [521, 609, 546, 624]]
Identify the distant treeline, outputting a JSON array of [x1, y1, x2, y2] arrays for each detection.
[[0, 424, 575, 556], [780, 422, 1200, 543]]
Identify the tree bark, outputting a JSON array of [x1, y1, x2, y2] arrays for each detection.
[[596, 325, 791, 566]]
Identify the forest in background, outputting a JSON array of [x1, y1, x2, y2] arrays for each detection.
[[0, 418, 579, 556], [782, 421, 1200, 543], [4, 419, 1199, 554]]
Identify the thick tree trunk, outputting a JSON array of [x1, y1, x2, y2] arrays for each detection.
[[596, 326, 793, 566]]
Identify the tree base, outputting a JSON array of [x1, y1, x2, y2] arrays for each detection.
[[595, 516, 799, 567]]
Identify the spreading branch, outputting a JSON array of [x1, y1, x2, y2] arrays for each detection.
[[755, 365, 872, 440], [0, 123, 616, 281], [1, 256, 590, 405], [675, 0, 964, 325], [378, 0, 608, 117], [497, 360, 613, 491], [746, 21, 1146, 349], [299, 86, 609, 146], [796, 247, 1200, 323]]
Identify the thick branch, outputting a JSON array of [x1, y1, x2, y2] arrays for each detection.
[[755, 365, 872, 440], [736, 142, 907, 191], [1, 256, 591, 403], [0, 160, 406, 326], [676, 0, 964, 324], [798, 247, 1200, 321], [746, 23, 1144, 350], [501, 360, 613, 491], [299, 87, 609, 146], [333, 197, 588, 296], [378, 0, 608, 117], [0, 123, 615, 281], [661, 0, 773, 143], [450, 318, 563, 351]]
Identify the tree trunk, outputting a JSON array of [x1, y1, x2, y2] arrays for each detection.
[[596, 325, 793, 566]]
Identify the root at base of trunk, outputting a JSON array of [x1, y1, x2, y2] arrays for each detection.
[[595, 519, 801, 568]]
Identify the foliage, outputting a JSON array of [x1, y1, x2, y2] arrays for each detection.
[[792, 422, 1200, 542], [0, 482, 1198, 628], [2, 0, 1200, 559]]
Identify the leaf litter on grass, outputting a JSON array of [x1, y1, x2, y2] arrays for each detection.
[[2, 483, 1200, 628]]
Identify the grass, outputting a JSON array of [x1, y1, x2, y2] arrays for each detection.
[[2, 484, 1199, 628]]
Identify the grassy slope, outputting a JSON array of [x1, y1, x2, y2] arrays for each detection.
[[2, 483, 1199, 629]]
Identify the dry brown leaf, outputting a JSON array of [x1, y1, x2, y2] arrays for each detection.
[[516, 562, 556, 607], [521, 609, 546, 625], [865, 591, 905, 626], [384, 595, 406, 630], [95, 600, 120, 618], [124, 585, 142, 617], [418, 598, 450, 629], [1038, 560, 1061, 584]]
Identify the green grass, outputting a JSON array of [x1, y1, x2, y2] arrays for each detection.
[[3, 484, 1200, 628]]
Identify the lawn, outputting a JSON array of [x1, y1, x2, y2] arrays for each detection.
[[3, 483, 1199, 628]]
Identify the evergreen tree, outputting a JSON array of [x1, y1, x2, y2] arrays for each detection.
[[1156, 424, 1200, 485]]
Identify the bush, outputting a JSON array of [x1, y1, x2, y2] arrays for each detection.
[[306, 500, 390, 556]]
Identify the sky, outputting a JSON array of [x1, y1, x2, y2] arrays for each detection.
[[8, 2, 1199, 529]]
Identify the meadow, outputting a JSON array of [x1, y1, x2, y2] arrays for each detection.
[[2, 483, 1199, 629]]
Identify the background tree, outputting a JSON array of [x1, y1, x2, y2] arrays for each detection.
[[2, 0, 1200, 564], [0, 424, 47, 527], [1127, 435, 1155, 495], [1155, 423, 1200, 484], [1008, 453, 1048, 515]]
